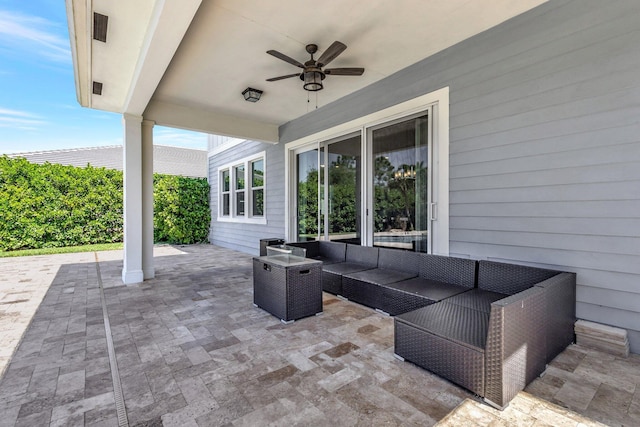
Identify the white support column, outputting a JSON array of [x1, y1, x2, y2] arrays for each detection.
[[122, 114, 144, 284], [142, 120, 155, 279]]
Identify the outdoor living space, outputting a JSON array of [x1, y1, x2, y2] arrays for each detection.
[[1, 245, 638, 426]]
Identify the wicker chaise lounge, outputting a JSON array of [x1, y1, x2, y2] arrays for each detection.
[[394, 260, 576, 409]]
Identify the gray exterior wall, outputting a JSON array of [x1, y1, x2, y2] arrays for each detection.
[[208, 141, 285, 255], [278, 0, 640, 352]]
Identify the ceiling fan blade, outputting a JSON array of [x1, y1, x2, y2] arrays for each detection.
[[324, 67, 365, 76], [266, 73, 301, 82], [316, 41, 347, 67], [266, 50, 304, 68]]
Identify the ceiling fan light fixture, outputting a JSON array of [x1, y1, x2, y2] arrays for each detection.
[[266, 41, 363, 92], [302, 70, 324, 92], [242, 87, 263, 102]]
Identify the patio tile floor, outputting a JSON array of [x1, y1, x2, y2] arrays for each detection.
[[0, 244, 638, 426]]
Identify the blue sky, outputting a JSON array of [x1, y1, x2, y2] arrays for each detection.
[[0, 1, 207, 154]]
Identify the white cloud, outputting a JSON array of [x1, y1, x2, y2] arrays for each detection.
[[0, 107, 39, 118], [0, 108, 46, 128], [0, 10, 70, 63]]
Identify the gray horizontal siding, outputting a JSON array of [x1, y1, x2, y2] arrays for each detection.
[[208, 140, 285, 256], [279, 0, 640, 352], [451, 230, 640, 257], [446, 0, 640, 354], [577, 302, 640, 337], [451, 217, 640, 239]]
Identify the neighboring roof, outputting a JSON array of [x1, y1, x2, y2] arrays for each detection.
[[7, 145, 207, 178]]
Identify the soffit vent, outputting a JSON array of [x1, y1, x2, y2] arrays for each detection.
[[93, 13, 108, 42], [93, 81, 103, 95]]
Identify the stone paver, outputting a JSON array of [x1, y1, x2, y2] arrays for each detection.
[[0, 244, 639, 426], [0, 252, 93, 377]]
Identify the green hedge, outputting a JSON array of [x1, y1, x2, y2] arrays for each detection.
[[0, 156, 210, 251], [153, 174, 210, 244]]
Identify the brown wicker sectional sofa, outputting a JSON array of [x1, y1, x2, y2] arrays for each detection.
[[395, 261, 575, 408], [343, 251, 478, 316], [286, 241, 576, 409], [288, 242, 478, 313]]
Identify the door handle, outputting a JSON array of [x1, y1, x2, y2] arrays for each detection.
[[429, 203, 437, 221]]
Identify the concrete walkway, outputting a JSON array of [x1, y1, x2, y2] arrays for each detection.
[[0, 245, 638, 426]]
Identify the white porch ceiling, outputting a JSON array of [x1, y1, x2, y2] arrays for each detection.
[[71, 0, 547, 141]]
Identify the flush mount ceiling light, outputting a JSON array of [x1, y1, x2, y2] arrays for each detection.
[[242, 87, 263, 102]]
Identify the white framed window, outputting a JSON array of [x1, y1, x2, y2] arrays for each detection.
[[221, 169, 230, 216], [218, 151, 266, 224], [250, 159, 264, 217], [234, 164, 245, 216]]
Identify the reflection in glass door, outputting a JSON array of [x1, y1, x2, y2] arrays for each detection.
[[370, 114, 429, 252], [294, 134, 361, 243], [290, 107, 436, 252], [323, 135, 361, 243], [294, 121, 434, 252], [296, 149, 319, 241]]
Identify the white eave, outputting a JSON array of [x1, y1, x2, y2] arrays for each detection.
[[66, 0, 91, 107], [66, 0, 547, 144], [66, 0, 199, 114]]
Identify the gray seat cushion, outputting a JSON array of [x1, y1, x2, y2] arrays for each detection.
[[445, 289, 507, 313], [396, 302, 489, 352], [387, 277, 470, 303], [343, 268, 417, 285], [312, 256, 342, 265], [322, 262, 374, 275]]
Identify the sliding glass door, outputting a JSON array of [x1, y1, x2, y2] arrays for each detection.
[[323, 134, 361, 243], [369, 114, 430, 252], [294, 134, 361, 242], [296, 149, 319, 241], [292, 111, 432, 252]]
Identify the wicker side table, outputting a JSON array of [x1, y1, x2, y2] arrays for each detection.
[[253, 254, 323, 323]]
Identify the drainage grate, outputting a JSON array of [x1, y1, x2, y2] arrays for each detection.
[[94, 253, 129, 427]]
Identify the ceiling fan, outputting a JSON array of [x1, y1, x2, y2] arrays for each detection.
[[266, 41, 365, 92]]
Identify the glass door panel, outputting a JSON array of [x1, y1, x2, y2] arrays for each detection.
[[296, 149, 319, 241], [371, 115, 429, 252], [326, 135, 361, 243]]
